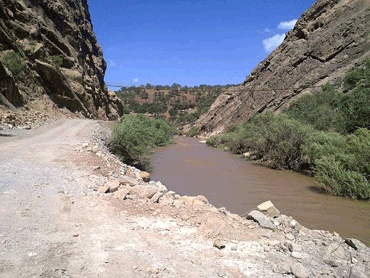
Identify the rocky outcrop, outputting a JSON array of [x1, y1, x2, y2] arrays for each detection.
[[0, 0, 123, 120], [195, 0, 370, 135]]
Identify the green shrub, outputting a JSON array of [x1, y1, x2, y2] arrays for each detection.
[[50, 55, 63, 67], [187, 126, 200, 137], [111, 114, 175, 171], [343, 59, 370, 92], [0, 51, 24, 80], [312, 129, 370, 199], [207, 112, 314, 170], [337, 84, 370, 134], [285, 85, 341, 132]]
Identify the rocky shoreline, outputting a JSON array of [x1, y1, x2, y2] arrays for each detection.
[[75, 121, 370, 277]]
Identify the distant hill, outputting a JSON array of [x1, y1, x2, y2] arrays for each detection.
[[115, 84, 235, 128]]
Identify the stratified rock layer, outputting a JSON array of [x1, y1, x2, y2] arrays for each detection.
[[0, 0, 123, 119], [195, 0, 370, 135]]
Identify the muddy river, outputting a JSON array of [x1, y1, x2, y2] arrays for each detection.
[[151, 136, 370, 246]]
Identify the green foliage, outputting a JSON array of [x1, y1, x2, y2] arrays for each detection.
[[284, 85, 342, 131], [311, 129, 370, 199], [207, 60, 370, 199], [337, 82, 370, 134], [343, 59, 370, 92], [50, 55, 63, 67], [187, 126, 200, 137], [111, 114, 175, 171], [207, 112, 314, 171], [114, 83, 229, 127], [1, 51, 24, 80]]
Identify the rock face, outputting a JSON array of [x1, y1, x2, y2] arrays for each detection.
[[195, 0, 370, 135], [0, 0, 123, 119]]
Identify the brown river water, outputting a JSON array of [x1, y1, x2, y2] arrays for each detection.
[[151, 136, 370, 246]]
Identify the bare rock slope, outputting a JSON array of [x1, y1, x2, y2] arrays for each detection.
[[195, 0, 370, 135], [0, 0, 123, 120]]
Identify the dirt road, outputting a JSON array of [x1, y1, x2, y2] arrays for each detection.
[[0, 119, 369, 278]]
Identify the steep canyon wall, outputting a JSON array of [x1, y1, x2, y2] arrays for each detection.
[[0, 0, 123, 120]]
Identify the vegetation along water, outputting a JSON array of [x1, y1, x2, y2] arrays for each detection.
[[110, 114, 175, 171], [206, 59, 370, 200]]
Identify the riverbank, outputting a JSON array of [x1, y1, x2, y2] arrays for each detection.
[[1, 119, 369, 277]]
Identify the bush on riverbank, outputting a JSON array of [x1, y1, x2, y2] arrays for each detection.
[[111, 114, 175, 171], [206, 61, 370, 199]]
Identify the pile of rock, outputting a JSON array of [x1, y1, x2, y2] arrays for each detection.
[[0, 109, 49, 130]]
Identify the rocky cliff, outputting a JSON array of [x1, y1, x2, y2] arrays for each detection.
[[0, 0, 123, 120], [195, 0, 370, 135]]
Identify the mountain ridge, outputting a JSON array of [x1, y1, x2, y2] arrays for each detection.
[[194, 0, 370, 135]]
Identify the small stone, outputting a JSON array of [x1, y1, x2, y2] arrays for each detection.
[[288, 243, 302, 253], [150, 192, 163, 203], [149, 181, 157, 187], [345, 238, 367, 251], [247, 210, 275, 230], [112, 189, 129, 200], [268, 240, 280, 247], [156, 181, 168, 192], [277, 261, 291, 274], [291, 252, 303, 259], [290, 262, 310, 278], [257, 200, 280, 218], [179, 196, 195, 207], [214, 229, 221, 236], [231, 245, 238, 251], [324, 258, 338, 267], [119, 176, 139, 187], [327, 243, 346, 260], [140, 171, 151, 182], [108, 180, 120, 193], [73, 234, 79, 237], [286, 233, 295, 240], [290, 220, 297, 228], [213, 240, 225, 250], [97, 185, 110, 194]]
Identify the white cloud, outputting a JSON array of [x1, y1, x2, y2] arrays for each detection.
[[109, 60, 116, 67], [133, 78, 139, 83], [278, 19, 297, 30], [262, 34, 285, 53], [264, 28, 272, 33]]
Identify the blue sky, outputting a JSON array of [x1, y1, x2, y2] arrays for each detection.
[[88, 0, 314, 87]]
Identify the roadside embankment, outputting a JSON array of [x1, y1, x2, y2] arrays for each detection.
[[80, 121, 370, 277]]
